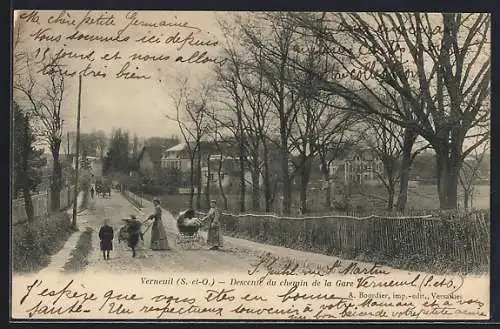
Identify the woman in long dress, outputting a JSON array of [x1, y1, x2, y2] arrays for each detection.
[[147, 199, 170, 250], [202, 200, 223, 250]]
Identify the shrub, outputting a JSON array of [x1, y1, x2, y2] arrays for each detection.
[[12, 212, 75, 273]]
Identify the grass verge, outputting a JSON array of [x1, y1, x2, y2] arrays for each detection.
[[63, 227, 93, 273], [12, 212, 76, 273]]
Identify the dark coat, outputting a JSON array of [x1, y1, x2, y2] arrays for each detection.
[[99, 225, 114, 251], [127, 220, 142, 248]]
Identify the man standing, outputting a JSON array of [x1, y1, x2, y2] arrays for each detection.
[[202, 200, 223, 250]]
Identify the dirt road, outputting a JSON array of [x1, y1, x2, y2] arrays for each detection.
[[83, 192, 287, 275], [80, 192, 489, 284]]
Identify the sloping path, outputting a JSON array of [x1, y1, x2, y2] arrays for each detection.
[[37, 192, 89, 275]]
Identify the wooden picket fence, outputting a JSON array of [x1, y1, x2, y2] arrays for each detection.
[[122, 189, 144, 209], [11, 186, 75, 225], [207, 210, 490, 273]]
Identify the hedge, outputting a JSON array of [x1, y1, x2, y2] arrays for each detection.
[[12, 212, 75, 273]]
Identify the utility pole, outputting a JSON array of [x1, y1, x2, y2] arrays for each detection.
[[72, 74, 82, 229], [67, 131, 71, 206], [67, 131, 70, 155]]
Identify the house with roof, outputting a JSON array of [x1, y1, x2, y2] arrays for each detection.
[[160, 139, 236, 171], [161, 141, 263, 190], [323, 148, 383, 186], [343, 149, 383, 185], [160, 142, 194, 172]]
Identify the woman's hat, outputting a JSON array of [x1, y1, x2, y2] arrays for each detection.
[[153, 198, 160, 204]]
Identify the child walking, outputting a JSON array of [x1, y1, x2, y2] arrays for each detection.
[[99, 219, 114, 260], [124, 215, 143, 258]]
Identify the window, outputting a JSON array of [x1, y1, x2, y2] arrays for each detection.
[[164, 160, 181, 170]]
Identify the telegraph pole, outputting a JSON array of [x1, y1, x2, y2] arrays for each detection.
[[67, 131, 71, 205], [72, 74, 82, 229]]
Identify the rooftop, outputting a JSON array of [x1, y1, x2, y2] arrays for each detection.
[[165, 142, 190, 152]]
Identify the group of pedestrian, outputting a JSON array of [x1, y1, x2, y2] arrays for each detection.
[[98, 198, 223, 260]]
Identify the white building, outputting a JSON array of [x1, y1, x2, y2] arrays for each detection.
[[160, 143, 193, 172]]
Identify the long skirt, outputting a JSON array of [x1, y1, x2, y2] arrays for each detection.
[[151, 220, 169, 250], [207, 223, 223, 248], [100, 239, 113, 251]]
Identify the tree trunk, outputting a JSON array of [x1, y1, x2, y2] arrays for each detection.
[[436, 149, 447, 208], [50, 143, 62, 211], [387, 187, 395, 211], [281, 146, 291, 215], [189, 156, 195, 208], [320, 160, 332, 209], [396, 169, 409, 212], [396, 128, 416, 212], [446, 165, 459, 209], [239, 153, 246, 213], [435, 146, 461, 210], [205, 154, 211, 206], [463, 189, 470, 210], [325, 177, 332, 209], [217, 155, 228, 210], [299, 159, 312, 214], [470, 186, 475, 209], [262, 141, 272, 212], [251, 173, 260, 211], [278, 47, 291, 215], [251, 155, 260, 211], [22, 187, 35, 221], [196, 150, 202, 209], [21, 118, 34, 221]]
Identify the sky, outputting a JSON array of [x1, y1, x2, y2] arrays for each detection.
[[13, 10, 227, 139], [13, 11, 490, 153]]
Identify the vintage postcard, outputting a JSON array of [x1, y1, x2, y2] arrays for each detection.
[[11, 10, 490, 320]]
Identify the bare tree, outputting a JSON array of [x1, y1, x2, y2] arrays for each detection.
[[211, 115, 230, 210], [214, 16, 277, 211], [287, 34, 360, 213], [459, 139, 489, 210], [316, 131, 358, 209], [362, 117, 405, 210], [290, 12, 490, 210], [14, 53, 66, 211], [212, 45, 250, 212], [200, 105, 232, 210], [358, 89, 428, 212], [236, 13, 306, 215], [167, 76, 212, 209]]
